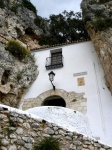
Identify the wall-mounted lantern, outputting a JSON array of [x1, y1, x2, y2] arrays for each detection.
[[48, 71, 55, 91]]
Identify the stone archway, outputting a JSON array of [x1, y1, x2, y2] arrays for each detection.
[[22, 89, 87, 114]]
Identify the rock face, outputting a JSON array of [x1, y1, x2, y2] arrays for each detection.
[[81, 0, 112, 92], [0, 43, 38, 107], [0, 0, 42, 49]]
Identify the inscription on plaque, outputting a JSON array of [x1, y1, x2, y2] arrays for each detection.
[[77, 77, 85, 86]]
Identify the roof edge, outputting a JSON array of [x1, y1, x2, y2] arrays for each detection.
[[31, 39, 91, 52]]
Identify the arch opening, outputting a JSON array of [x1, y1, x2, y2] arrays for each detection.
[[42, 96, 66, 107]]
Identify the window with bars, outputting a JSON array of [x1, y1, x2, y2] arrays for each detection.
[[45, 48, 63, 70], [51, 51, 62, 65]]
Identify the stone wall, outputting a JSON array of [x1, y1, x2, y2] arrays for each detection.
[[0, 104, 112, 150], [22, 89, 87, 114]]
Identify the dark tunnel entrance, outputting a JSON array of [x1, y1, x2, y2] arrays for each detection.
[[42, 96, 66, 107]]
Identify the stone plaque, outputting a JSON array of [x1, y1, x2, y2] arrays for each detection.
[[73, 72, 87, 77], [77, 77, 85, 86]]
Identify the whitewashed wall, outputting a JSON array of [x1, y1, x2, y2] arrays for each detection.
[[26, 106, 92, 137], [24, 41, 112, 146]]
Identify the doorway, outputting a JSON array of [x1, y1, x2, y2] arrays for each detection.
[[42, 96, 66, 107]]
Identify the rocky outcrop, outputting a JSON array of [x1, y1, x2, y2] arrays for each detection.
[[0, 0, 39, 108], [0, 0, 43, 49], [81, 0, 112, 92], [0, 43, 38, 107]]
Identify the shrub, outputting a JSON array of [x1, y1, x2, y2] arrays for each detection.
[[10, 6, 17, 14], [17, 72, 22, 82], [89, 0, 98, 5], [28, 53, 35, 62], [84, 10, 112, 31], [83, 15, 91, 24], [9, 119, 17, 127], [99, 0, 111, 4], [34, 17, 42, 27], [0, 0, 5, 8], [94, 10, 103, 17], [22, 0, 37, 15], [93, 17, 112, 31], [33, 137, 61, 150], [15, 27, 23, 36], [5, 40, 30, 61], [89, 0, 111, 4]]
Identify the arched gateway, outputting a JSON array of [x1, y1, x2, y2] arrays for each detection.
[[42, 96, 66, 107], [22, 89, 86, 114]]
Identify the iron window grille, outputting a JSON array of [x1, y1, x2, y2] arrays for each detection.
[[45, 51, 64, 70]]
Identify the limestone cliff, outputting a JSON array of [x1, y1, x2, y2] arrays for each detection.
[[0, 0, 43, 49], [0, 42, 38, 108], [0, 0, 40, 107], [81, 0, 112, 92]]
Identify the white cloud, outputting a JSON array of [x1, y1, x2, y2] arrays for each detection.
[[30, 0, 82, 18]]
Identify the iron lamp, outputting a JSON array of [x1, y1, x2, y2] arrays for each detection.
[[48, 71, 55, 90]]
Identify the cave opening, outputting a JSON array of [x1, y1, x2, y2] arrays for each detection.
[[1, 70, 10, 85], [24, 27, 38, 40], [25, 27, 34, 35], [42, 96, 66, 107]]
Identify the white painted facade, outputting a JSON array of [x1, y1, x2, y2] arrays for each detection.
[[24, 41, 112, 146], [26, 106, 92, 137]]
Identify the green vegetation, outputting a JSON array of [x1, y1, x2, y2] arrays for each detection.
[[0, 0, 37, 15], [28, 53, 35, 62], [84, 0, 112, 31], [39, 11, 90, 46], [3, 121, 14, 137], [0, 0, 5, 8], [5, 40, 30, 61], [34, 17, 42, 27], [89, 0, 111, 4], [89, 0, 98, 5], [9, 118, 17, 127], [99, 0, 111, 4], [93, 17, 112, 31], [15, 27, 23, 36], [10, 6, 17, 14], [3, 127, 13, 137], [34, 16, 48, 33], [33, 137, 61, 150], [85, 9, 112, 31], [34, 16, 45, 29], [94, 9, 103, 17], [17, 72, 22, 82], [22, 0, 37, 15]]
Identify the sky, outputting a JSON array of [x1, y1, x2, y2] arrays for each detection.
[[30, 0, 82, 18]]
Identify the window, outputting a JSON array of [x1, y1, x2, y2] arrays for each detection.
[[45, 48, 63, 70], [51, 51, 62, 65]]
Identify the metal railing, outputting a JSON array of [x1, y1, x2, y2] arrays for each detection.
[[45, 55, 64, 70]]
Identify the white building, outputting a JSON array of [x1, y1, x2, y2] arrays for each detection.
[[22, 40, 112, 146]]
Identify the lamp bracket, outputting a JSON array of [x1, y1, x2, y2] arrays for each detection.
[[50, 81, 55, 91]]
